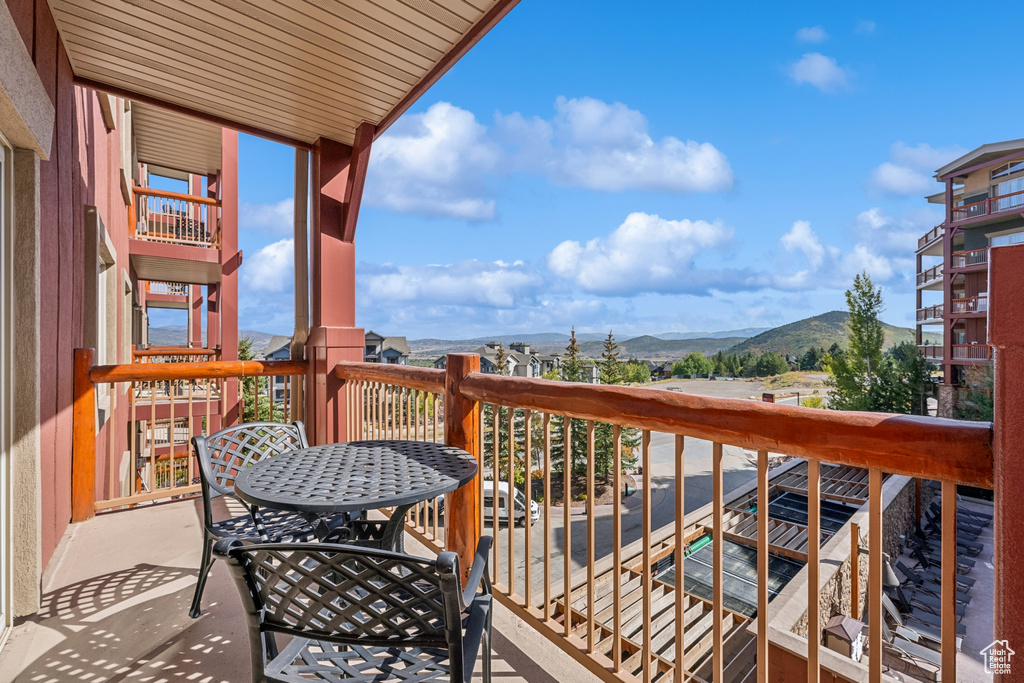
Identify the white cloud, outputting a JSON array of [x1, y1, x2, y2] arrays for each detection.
[[787, 53, 850, 92], [240, 198, 294, 237], [853, 206, 940, 256], [795, 26, 828, 43], [358, 259, 545, 309], [546, 212, 750, 296], [869, 142, 966, 196], [366, 102, 501, 220], [500, 97, 734, 193], [855, 19, 876, 35], [241, 238, 293, 293]]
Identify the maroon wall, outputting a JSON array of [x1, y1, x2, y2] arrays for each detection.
[[8, 0, 133, 567]]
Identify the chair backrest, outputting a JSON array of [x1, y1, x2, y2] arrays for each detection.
[[192, 421, 308, 498], [225, 542, 466, 680]]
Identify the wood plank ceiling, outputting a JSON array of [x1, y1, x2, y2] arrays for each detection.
[[132, 102, 222, 176], [49, 0, 513, 147]]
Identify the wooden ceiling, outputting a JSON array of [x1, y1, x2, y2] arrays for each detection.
[[50, 0, 517, 148], [132, 102, 222, 176]]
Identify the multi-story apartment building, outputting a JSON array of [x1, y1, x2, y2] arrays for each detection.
[[917, 138, 1024, 415]]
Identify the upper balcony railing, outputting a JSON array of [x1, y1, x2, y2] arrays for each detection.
[[131, 187, 221, 249], [951, 188, 1024, 223], [951, 248, 988, 269], [916, 264, 942, 286], [918, 344, 943, 360], [952, 344, 992, 361], [132, 346, 220, 364], [951, 295, 988, 314], [918, 224, 943, 250], [144, 281, 189, 296], [917, 304, 944, 322], [330, 358, 991, 683]]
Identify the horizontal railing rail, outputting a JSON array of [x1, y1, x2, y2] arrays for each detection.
[[917, 224, 943, 250], [951, 248, 988, 268], [952, 343, 992, 360], [132, 347, 220, 364], [916, 264, 942, 286], [918, 344, 944, 360], [333, 358, 993, 683], [144, 281, 189, 296], [74, 350, 306, 516], [917, 304, 944, 321], [131, 186, 221, 248], [951, 188, 1024, 223]]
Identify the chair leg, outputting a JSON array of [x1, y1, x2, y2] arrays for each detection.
[[189, 537, 215, 619], [482, 606, 493, 683]]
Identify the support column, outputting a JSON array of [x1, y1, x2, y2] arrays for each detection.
[[189, 286, 203, 347], [218, 130, 240, 425], [990, 243, 1024, 678], [305, 124, 374, 444], [291, 149, 310, 423]]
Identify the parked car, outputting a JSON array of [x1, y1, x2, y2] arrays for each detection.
[[416, 480, 541, 527]]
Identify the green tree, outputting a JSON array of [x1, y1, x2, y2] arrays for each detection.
[[622, 360, 652, 384], [598, 331, 623, 385], [799, 346, 826, 371], [754, 351, 790, 377], [556, 328, 589, 476], [561, 328, 586, 383], [956, 365, 993, 422], [673, 352, 714, 377], [492, 343, 509, 376], [712, 350, 727, 375], [239, 337, 284, 422]]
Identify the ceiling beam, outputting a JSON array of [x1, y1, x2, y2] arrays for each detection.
[[375, 0, 520, 138], [73, 75, 314, 151]]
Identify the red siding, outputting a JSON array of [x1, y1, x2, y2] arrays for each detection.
[[6, 0, 133, 566]]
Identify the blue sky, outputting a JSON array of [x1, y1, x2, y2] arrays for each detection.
[[156, 2, 1024, 340]]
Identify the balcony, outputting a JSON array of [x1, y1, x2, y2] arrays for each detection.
[[952, 344, 992, 361], [950, 295, 988, 315], [36, 353, 991, 683], [916, 264, 942, 289], [918, 344, 943, 360], [917, 224, 944, 254], [144, 281, 190, 309], [951, 248, 988, 269], [950, 188, 1024, 225], [917, 304, 944, 324], [129, 188, 224, 285]]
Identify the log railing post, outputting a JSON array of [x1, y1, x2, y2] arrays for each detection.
[[443, 354, 481, 583], [72, 348, 96, 522]]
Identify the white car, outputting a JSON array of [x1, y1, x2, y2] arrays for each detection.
[[483, 481, 540, 526]]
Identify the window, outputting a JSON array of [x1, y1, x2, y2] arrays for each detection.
[[991, 230, 1024, 248], [991, 177, 1024, 212], [990, 159, 1024, 180]]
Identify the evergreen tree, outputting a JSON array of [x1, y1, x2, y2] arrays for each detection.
[[239, 337, 283, 422], [712, 350, 727, 375], [493, 343, 509, 376], [956, 365, 993, 422], [561, 328, 586, 383], [598, 331, 623, 385], [555, 328, 589, 477], [673, 352, 714, 377], [754, 351, 790, 377]]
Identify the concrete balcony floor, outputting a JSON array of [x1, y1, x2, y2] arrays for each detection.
[[0, 498, 599, 683]]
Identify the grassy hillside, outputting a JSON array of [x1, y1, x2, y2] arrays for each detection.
[[576, 335, 745, 360], [727, 311, 941, 357], [148, 325, 276, 350]]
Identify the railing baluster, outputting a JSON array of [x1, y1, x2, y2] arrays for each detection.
[[642, 430, 652, 683], [543, 413, 552, 622], [493, 405, 500, 585], [807, 458, 820, 682], [148, 380, 156, 492], [563, 416, 572, 638], [673, 434, 684, 683], [508, 407, 516, 594], [713, 441, 724, 682], [941, 480, 957, 681], [612, 425, 623, 673], [586, 419, 595, 654], [524, 409, 533, 609], [869, 467, 882, 683], [757, 448, 769, 683]]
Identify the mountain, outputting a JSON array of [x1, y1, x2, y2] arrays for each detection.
[[148, 325, 277, 351], [577, 335, 745, 359], [654, 327, 770, 340], [726, 311, 941, 357]]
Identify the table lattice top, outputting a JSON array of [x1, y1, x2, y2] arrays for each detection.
[[233, 440, 478, 514]]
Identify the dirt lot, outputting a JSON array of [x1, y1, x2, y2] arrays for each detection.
[[650, 373, 828, 401]]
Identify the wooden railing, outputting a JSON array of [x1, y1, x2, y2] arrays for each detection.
[[334, 358, 992, 683], [951, 295, 988, 314], [918, 344, 943, 360], [952, 344, 992, 361], [72, 349, 305, 516], [951, 248, 988, 268], [916, 304, 944, 322], [145, 281, 189, 296], [916, 264, 942, 286], [133, 347, 220, 364], [951, 188, 1024, 223], [918, 224, 943, 250], [131, 187, 221, 248]]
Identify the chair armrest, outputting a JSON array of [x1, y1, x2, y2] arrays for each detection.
[[213, 536, 244, 558], [462, 536, 493, 609]]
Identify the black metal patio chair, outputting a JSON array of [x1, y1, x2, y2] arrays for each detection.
[[216, 536, 493, 683], [189, 421, 350, 618]]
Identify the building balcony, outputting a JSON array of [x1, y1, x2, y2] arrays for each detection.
[[917, 224, 944, 255], [919, 344, 944, 360], [950, 188, 1024, 226], [951, 248, 988, 269], [952, 344, 993, 362], [129, 188, 224, 285], [950, 295, 988, 315], [143, 281, 190, 309], [916, 264, 943, 289], [917, 304, 944, 324]]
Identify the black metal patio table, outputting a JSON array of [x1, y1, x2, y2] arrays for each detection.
[[232, 439, 478, 550]]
